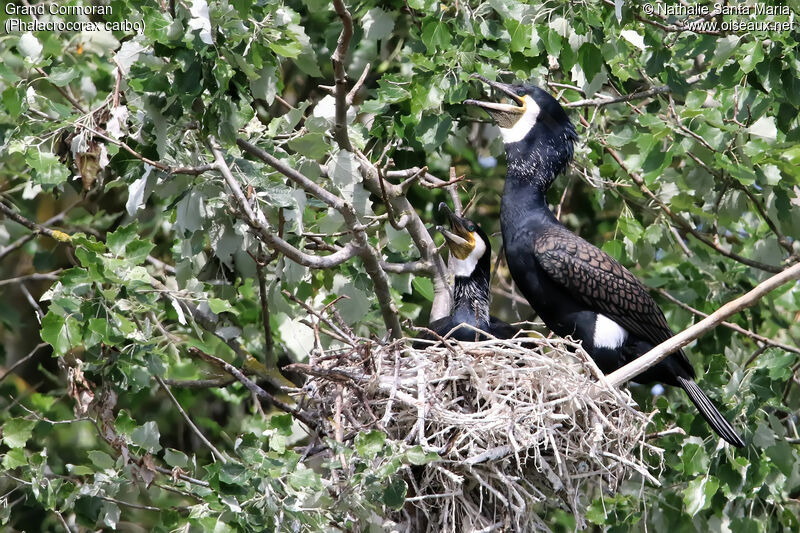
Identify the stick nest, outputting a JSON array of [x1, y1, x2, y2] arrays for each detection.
[[292, 332, 662, 532]]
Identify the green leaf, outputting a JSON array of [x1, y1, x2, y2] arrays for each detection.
[[412, 277, 434, 302], [415, 115, 452, 151], [269, 413, 294, 436], [107, 225, 138, 256], [2, 86, 23, 118], [131, 421, 162, 452], [578, 43, 603, 82], [405, 446, 438, 465], [748, 116, 777, 142], [363, 8, 395, 41], [2, 418, 36, 448], [421, 20, 452, 54], [41, 312, 81, 356], [287, 132, 330, 159], [683, 475, 719, 515], [355, 430, 386, 459], [207, 298, 236, 315], [618, 215, 644, 243], [382, 477, 407, 510], [88, 450, 116, 470], [164, 448, 189, 468], [48, 66, 79, 87], [27, 150, 70, 186], [739, 41, 764, 73], [2, 448, 27, 469]]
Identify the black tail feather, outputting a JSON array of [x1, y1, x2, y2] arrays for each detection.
[[676, 375, 745, 448]]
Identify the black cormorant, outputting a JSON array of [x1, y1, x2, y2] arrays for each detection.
[[465, 76, 745, 447], [419, 203, 519, 342]]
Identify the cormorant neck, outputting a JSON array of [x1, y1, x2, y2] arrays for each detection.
[[451, 272, 490, 326]]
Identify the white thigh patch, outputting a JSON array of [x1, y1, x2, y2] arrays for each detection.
[[593, 313, 628, 349]]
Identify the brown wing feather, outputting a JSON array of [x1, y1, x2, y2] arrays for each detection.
[[534, 228, 676, 348]]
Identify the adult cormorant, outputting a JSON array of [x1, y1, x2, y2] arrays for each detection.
[[420, 203, 518, 342], [465, 77, 744, 447]]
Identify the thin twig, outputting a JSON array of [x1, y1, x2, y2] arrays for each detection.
[[346, 62, 370, 106], [0, 202, 71, 243], [190, 348, 319, 431], [155, 375, 229, 463], [36, 67, 87, 113], [0, 271, 62, 287], [0, 343, 47, 384]]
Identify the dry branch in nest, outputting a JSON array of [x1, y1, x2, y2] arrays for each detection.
[[290, 331, 663, 532]]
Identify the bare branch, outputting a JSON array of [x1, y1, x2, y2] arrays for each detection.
[[236, 138, 346, 211], [360, 159, 452, 321], [0, 343, 47, 384], [155, 375, 229, 463], [655, 288, 800, 356], [606, 262, 800, 388], [0, 271, 62, 287], [0, 202, 72, 244], [381, 259, 433, 275], [190, 348, 319, 431], [235, 139, 403, 338], [347, 62, 370, 106], [601, 144, 783, 273], [331, 0, 354, 152], [163, 376, 237, 389], [213, 140, 359, 269]]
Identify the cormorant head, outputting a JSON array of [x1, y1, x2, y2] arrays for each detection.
[[436, 202, 491, 279], [465, 75, 577, 190]]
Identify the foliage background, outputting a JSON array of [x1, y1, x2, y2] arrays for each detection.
[[1, 0, 799, 530]]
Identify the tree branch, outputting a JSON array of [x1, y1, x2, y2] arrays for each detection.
[[230, 139, 403, 338], [605, 261, 800, 387], [190, 348, 319, 431], [0, 202, 72, 244], [360, 159, 452, 321], [155, 375, 229, 463], [655, 288, 800, 356], [601, 145, 783, 273], [331, 0, 354, 152], [213, 140, 359, 269]]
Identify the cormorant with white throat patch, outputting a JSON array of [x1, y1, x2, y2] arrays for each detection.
[[419, 203, 519, 343], [464, 76, 744, 447]]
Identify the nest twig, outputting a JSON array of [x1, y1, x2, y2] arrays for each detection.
[[289, 331, 662, 532]]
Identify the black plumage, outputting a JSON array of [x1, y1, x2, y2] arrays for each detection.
[[465, 77, 744, 447], [419, 203, 518, 343]]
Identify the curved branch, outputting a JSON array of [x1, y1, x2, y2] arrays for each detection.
[[212, 140, 360, 269], [358, 157, 452, 321], [234, 139, 403, 338], [606, 261, 800, 387]]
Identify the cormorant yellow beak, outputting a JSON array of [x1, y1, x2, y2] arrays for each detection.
[[464, 74, 526, 128], [437, 202, 476, 260]]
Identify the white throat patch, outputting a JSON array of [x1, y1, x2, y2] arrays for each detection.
[[451, 235, 487, 278], [593, 313, 628, 349], [499, 95, 540, 144]]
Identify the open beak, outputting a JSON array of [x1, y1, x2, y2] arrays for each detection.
[[463, 74, 526, 128], [437, 202, 475, 260]]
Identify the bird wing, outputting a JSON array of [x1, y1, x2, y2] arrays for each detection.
[[533, 228, 681, 351]]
